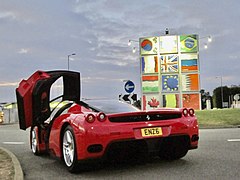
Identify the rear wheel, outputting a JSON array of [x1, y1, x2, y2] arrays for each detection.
[[159, 136, 189, 160], [62, 125, 78, 172]]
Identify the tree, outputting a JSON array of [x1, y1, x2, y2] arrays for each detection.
[[212, 86, 240, 108], [200, 89, 212, 109], [229, 86, 240, 96], [229, 86, 240, 106]]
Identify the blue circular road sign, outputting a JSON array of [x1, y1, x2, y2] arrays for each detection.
[[124, 80, 135, 93]]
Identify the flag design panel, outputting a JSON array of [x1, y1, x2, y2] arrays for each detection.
[[160, 35, 178, 54], [180, 35, 198, 53], [181, 54, 198, 72], [182, 74, 199, 91], [162, 94, 180, 108], [140, 37, 159, 55], [142, 94, 160, 110], [142, 75, 159, 93], [162, 75, 179, 91], [160, 55, 178, 73], [182, 93, 200, 110], [141, 56, 158, 74]]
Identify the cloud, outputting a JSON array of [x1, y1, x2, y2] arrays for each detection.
[[0, 10, 32, 24], [82, 76, 123, 84], [94, 59, 128, 66], [18, 48, 29, 54], [229, 55, 238, 60], [0, 82, 18, 87], [0, 11, 16, 21]]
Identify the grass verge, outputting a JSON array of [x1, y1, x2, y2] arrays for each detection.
[[195, 108, 240, 128]]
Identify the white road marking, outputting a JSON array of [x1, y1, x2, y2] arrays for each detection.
[[227, 139, 240, 142], [2, 142, 25, 145]]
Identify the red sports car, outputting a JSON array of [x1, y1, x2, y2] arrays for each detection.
[[16, 70, 199, 172]]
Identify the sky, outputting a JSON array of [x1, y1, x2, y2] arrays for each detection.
[[0, 0, 240, 102]]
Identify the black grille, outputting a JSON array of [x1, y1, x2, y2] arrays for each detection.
[[108, 114, 182, 123]]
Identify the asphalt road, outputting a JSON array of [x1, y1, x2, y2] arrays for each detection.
[[0, 123, 240, 180]]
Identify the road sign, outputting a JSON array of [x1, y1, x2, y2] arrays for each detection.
[[124, 80, 135, 93], [234, 94, 240, 101], [119, 94, 137, 104]]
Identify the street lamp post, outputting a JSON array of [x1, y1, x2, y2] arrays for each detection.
[[216, 76, 224, 108], [128, 39, 139, 53], [220, 77, 224, 108], [199, 36, 212, 49], [128, 39, 139, 46], [67, 53, 76, 71]]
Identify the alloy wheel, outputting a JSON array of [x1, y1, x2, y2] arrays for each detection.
[[63, 130, 75, 167]]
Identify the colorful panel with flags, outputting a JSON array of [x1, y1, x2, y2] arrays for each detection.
[[142, 75, 159, 93], [141, 56, 158, 74], [162, 94, 180, 108], [182, 73, 199, 91], [162, 75, 179, 91], [140, 37, 159, 55], [181, 54, 198, 72], [160, 35, 178, 54], [180, 35, 198, 53], [183, 93, 200, 109], [142, 94, 160, 110], [160, 55, 178, 73], [139, 34, 200, 110]]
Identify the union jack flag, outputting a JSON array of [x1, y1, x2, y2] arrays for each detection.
[[160, 55, 178, 73]]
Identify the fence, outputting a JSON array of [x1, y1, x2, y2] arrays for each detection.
[[2, 108, 19, 124]]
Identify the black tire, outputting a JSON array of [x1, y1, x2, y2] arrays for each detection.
[[62, 125, 79, 172], [30, 126, 41, 156], [159, 136, 189, 160]]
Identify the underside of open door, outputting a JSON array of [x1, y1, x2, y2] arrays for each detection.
[[16, 70, 80, 130]]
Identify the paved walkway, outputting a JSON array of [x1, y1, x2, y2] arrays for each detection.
[[0, 147, 23, 180]]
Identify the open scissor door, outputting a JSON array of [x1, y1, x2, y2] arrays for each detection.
[[16, 70, 80, 130]]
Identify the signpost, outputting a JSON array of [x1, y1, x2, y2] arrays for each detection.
[[119, 80, 136, 104], [119, 94, 137, 104], [124, 80, 135, 94], [234, 94, 240, 101]]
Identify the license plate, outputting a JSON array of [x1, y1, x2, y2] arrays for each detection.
[[141, 127, 162, 137]]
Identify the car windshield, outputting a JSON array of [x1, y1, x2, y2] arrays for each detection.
[[84, 100, 140, 114]]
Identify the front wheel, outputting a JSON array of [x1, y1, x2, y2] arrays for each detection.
[[31, 126, 40, 155], [62, 125, 78, 172]]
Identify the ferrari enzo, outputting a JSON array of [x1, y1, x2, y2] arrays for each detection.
[[16, 70, 199, 172]]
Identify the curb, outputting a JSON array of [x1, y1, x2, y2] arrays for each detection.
[[199, 124, 240, 129], [0, 147, 24, 180]]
